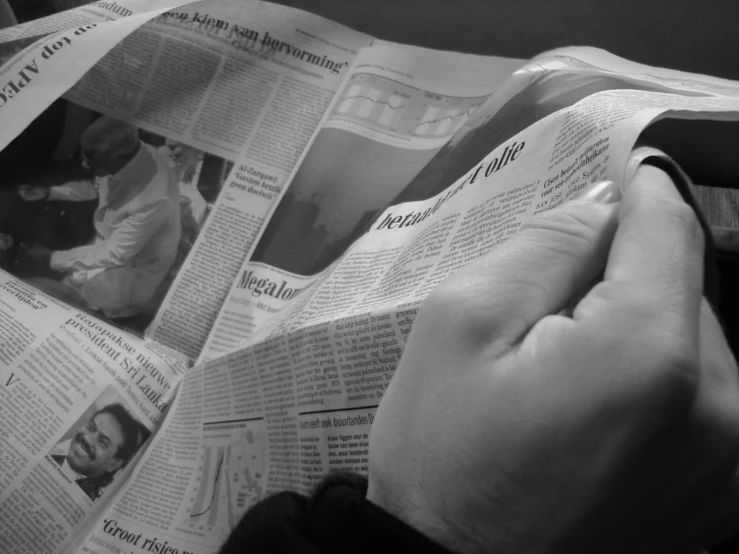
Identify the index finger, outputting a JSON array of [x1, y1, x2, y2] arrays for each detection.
[[599, 164, 705, 335]]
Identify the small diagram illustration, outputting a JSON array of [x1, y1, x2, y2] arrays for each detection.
[[186, 420, 265, 541]]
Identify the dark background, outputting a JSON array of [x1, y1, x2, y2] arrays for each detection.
[[10, 0, 739, 80]]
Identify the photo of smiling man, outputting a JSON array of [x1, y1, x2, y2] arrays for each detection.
[[48, 390, 149, 502]]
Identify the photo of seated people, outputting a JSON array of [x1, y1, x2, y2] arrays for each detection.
[[0, 100, 233, 335], [47, 386, 150, 503]]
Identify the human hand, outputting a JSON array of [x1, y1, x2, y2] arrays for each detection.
[[17, 184, 49, 201], [367, 166, 739, 553]]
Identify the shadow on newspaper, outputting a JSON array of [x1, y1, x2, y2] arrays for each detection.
[[251, 68, 712, 277]]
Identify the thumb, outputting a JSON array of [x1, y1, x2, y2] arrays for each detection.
[[425, 180, 621, 354]]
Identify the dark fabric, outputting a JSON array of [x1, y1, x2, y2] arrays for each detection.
[[218, 472, 454, 554], [49, 454, 109, 501], [0, 98, 67, 184]]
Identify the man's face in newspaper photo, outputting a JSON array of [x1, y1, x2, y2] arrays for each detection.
[[67, 411, 126, 478], [164, 139, 199, 169]]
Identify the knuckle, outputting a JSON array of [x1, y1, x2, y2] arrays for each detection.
[[523, 204, 605, 246], [637, 337, 700, 405], [521, 204, 615, 264], [421, 281, 498, 344], [421, 282, 468, 325]]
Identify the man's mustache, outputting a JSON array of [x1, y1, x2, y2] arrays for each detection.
[[75, 433, 95, 460]]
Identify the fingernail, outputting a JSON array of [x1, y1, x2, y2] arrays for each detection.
[[574, 180, 621, 203]]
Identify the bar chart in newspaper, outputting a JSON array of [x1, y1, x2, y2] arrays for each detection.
[[332, 73, 489, 139]]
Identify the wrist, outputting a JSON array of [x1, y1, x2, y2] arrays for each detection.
[[367, 476, 484, 554], [367, 471, 559, 554]]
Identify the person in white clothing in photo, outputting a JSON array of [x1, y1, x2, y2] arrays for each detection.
[[19, 116, 181, 319]]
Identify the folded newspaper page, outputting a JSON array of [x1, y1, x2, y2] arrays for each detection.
[[2, 2, 739, 553], [0, 0, 373, 355]]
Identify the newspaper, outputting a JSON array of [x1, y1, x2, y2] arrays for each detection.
[[2, 2, 739, 553]]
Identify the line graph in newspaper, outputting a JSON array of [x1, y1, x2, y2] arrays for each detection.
[[332, 72, 489, 138]]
